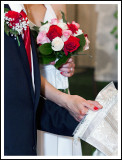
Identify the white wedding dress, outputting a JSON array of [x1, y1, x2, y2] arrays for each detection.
[[29, 4, 82, 156]]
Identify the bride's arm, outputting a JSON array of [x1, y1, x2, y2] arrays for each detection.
[[41, 75, 103, 121], [41, 75, 66, 107]]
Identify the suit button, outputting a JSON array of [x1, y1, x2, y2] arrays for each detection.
[[33, 145, 36, 151]]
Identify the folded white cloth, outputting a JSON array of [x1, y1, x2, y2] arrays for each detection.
[[73, 82, 118, 156]]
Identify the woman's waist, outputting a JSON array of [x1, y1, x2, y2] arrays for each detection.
[[40, 64, 56, 70]]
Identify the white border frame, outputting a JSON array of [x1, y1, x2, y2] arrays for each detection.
[[1, 1, 121, 159]]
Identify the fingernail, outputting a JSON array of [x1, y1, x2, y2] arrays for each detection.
[[94, 107, 99, 110], [60, 72, 63, 75]]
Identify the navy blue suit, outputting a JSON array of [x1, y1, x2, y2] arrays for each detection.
[[4, 4, 79, 156]]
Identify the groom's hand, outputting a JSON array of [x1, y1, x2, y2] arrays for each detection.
[[50, 58, 75, 77]]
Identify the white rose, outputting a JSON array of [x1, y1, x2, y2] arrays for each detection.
[[57, 22, 68, 30], [39, 23, 51, 33], [73, 29, 83, 37], [52, 37, 64, 51]]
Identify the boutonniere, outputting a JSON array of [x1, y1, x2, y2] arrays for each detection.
[[4, 8, 29, 46]]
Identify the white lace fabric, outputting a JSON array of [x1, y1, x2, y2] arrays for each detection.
[[73, 82, 118, 156]]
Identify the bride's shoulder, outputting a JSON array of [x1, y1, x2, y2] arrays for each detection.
[[51, 4, 67, 19]]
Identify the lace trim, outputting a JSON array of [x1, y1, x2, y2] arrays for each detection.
[[73, 82, 118, 142]]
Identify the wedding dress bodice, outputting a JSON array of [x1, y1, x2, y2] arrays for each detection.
[[29, 4, 69, 89]]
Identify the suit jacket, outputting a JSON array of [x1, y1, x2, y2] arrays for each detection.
[[4, 4, 79, 156]]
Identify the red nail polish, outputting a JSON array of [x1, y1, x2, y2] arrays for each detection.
[[60, 72, 63, 75], [94, 107, 99, 110]]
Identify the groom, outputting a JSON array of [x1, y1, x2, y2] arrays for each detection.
[[4, 4, 79, 155]]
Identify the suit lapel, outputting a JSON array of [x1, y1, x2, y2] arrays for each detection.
[[18, 36, 35, 104], [4, 4, 11, 10]]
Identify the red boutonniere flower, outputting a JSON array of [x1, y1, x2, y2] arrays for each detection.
[[4, 8, 29, 46]]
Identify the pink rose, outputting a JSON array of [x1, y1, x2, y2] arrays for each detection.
[[62, 30, 72, 38], [50, 18, 59, 25], [83, 35, 90, 50], [62, 30, 72, 42], [37, 31, 50, 44], [72, 21, 80, 29]]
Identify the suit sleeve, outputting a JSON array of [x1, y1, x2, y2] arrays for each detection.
[[36, 96, 79, 137]]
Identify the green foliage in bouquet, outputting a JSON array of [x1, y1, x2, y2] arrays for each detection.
[[54, 34, 86, 69]]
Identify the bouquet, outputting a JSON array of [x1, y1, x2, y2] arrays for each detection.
[[33, 11, 89, 69]]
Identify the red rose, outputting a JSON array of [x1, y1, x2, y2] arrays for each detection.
[[67, 23, 78, 34], [46, 25, 62, 41], [5, 11, 21, 27], [5, 10, 20, 20], [5, 10, 28, 28], [84, 34, 88, 38], [64, 36, 80, 56]]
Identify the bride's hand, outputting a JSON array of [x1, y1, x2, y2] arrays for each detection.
[[59, 58, 75, 77], [63, 94, 103, 122], [50, 58, 75, 77]]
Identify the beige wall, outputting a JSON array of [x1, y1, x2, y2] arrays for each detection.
[[66, 4, 97, 68], [66, 4, 118, 82]]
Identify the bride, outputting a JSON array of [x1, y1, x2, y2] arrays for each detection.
[[23, 4, 94, 156]]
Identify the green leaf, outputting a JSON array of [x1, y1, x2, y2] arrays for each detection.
[[4, 8, 9, 13], [41, 21, 48, 26], [114, 11, 118, 19], [16, 36, 20, 47], [115, 34, 118, 39], [78, 34, 86, 46], [72, 34, 86, 55], [54, 54, 71, 69], [32, 26, 40, 33], [115, 43, 118, 50], [56, 50, 65, 58], [4, 23, 10, 36], [110, 26, 117, 34], [39, 54, 56, 64], [38, 43, 53, 55], [9, 29, 18, 35], [60, 11, 67, 23]]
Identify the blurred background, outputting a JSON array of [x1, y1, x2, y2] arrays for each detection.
[[66, 4, 118, 155]]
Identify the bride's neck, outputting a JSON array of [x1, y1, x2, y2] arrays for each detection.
[[23, 4, 46, 27]]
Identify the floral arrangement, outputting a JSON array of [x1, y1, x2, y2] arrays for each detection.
[[4, 8, 29, 46], [33, 11, 89, 69]]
